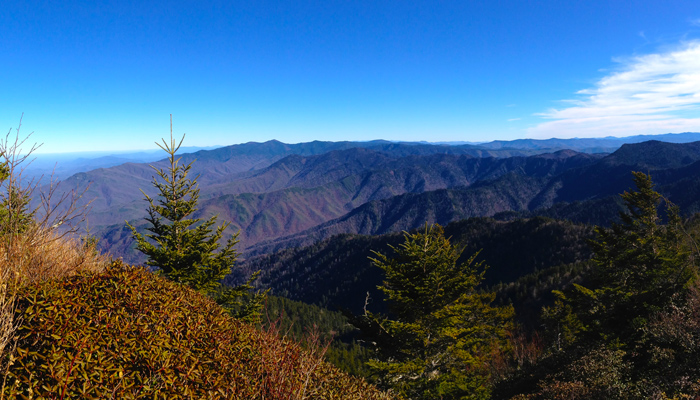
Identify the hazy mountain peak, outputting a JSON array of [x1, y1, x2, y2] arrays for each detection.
[[603, 140, 700, 169]]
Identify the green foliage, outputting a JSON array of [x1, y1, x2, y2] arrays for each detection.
[[128, 117, 265, 322], [216, 271, 267, 324], [243, 216, 595, 318], [560, 172, 693, 345], [262, 295, 352, 340], [5, 261, 395, 399], [492, 261, 594, 330], [0, 183, 35, 235], [128, 132, 234, 291], [637, 283, 700, 396], [0, 151, 35, 236], [500, 172, 700, 399], [0, 159, 8, 182], [261, 295, 373, 377], [353, 224, 514, 400], [539, 345, 633, 400], [540, 289, 587, 351]]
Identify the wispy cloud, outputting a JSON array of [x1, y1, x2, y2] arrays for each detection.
[[528, 41, 700, 138], [691, 18, 700, 27], [507, 118, 521, 122]]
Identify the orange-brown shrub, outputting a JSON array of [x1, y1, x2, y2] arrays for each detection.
[[5, 261, 395, 399]]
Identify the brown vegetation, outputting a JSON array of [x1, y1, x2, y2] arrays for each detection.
[[5, 263, 393, 399], [0, 117, 108, 397]]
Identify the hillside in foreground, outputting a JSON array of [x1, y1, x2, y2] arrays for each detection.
[[6, 262, 393, 399]]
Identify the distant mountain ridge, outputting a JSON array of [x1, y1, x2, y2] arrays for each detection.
[[242, 140, 700, 257], [34, 134, 700, 265], [29, 131, 700, 181], [86, 147, 600, 263], [25, 146, 222, 181], [474, 132, 700, 152]]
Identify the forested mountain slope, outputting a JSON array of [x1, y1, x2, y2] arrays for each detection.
[[73, 146, 599, 263], [234, 216, 595, 314], [246, 140, 700, 257], [37, 138, 700, 266]]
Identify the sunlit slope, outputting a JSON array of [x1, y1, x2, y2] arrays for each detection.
[[62, 144, 597, 263]]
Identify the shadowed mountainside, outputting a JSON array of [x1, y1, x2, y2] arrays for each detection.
[[73, 146, 601, 263], [243, 140, 700, 257], [233, 216, 595, 314], [40, 138, 700, 265]]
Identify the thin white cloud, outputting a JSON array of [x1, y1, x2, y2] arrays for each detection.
[[528, 41, 700, 139], [692, 18, 700, 27], [507, 118, 521, 122]]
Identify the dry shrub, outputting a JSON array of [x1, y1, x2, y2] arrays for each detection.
[[0, 266, 17, 398], [257, 311, 333, 400], [0, 115, 104, 397], [0, 226, 107, 284], [0, 115, 104, 283], [490, 329, 544, 383], [5, 264, 395, 399]]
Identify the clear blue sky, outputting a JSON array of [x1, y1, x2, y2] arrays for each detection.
[[2, 1, 700, 153]]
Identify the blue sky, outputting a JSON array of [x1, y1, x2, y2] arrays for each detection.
[[2, 1, 700, 153]]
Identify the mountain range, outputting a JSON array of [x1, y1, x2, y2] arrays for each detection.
[[28, 131, 700, 181], [241, 140, 700, 257], [32, 134, 700, 267]]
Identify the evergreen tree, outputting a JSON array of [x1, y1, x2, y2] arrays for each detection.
[[128, 116, 265, 322], [0, 184, 35, 235], [554, 172, 693, 345], [352, 224, 513, 400], [0, 152, 35, 236], [523, 172, 700, 399], [0, 159, 12, 232]]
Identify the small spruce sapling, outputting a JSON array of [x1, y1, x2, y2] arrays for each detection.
[[0, 148, 35, 236], [128, 115, 265, 322]]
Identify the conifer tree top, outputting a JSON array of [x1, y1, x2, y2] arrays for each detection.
[[128, 115, 237, 293]]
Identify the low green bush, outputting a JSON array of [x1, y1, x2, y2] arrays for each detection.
[[5, 261, 394, 399]]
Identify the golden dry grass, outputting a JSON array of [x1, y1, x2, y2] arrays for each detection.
[[0, 266, 15, 396], [0, 227, 108, 284]]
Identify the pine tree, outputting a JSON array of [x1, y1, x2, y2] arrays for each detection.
[[352, 224, 513, 400], [0, 184, 35, 235], [128, 115, 265, 322], [599, 172, 688, 285], [557, 172, 693, 344], [0, 159, 12, 232], [530, 172, 699, 398], [0, 151, 35, 236]]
